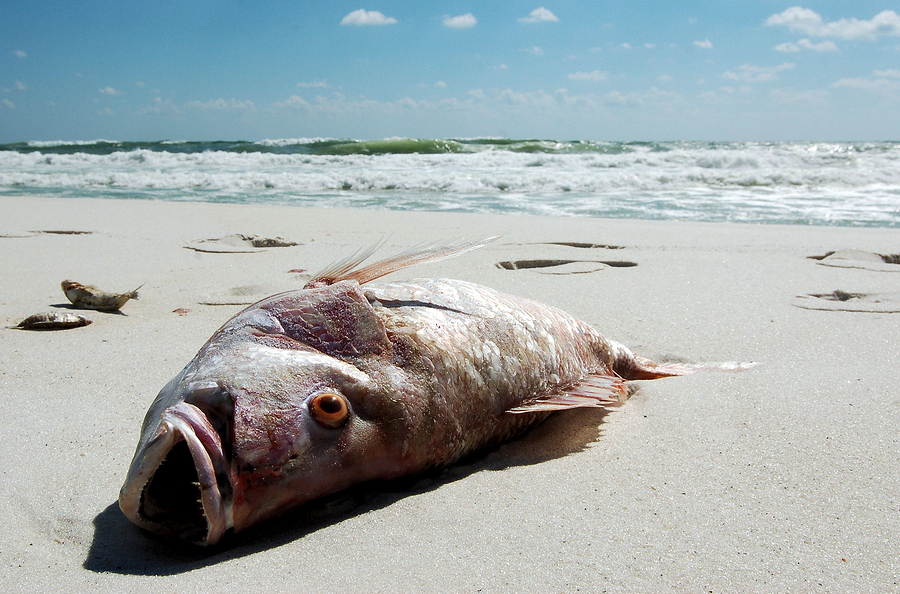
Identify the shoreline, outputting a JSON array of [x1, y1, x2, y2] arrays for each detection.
[[2, 195, 899, 591]]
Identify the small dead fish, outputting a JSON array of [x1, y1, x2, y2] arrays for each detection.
[[62, 280, 142, 311], [15, 312, 92, 330], [119, 239, 754, 546]]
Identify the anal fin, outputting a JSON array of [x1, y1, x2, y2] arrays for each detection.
[[507, 373, 628, 415]]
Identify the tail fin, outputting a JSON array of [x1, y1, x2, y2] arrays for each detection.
[[610, 341, 758, 380]]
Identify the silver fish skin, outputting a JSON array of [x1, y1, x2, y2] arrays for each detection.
[[119, 241, 746, 546], [62, 280, 142, 311], [15, 311, 92, 330]]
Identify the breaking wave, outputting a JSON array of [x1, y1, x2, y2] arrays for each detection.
[[1, 139, 899, 227]]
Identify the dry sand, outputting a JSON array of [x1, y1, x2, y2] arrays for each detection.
[[1, 195, 898, 592]]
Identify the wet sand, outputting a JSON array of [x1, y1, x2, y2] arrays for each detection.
[[1, 195, 899, 592]]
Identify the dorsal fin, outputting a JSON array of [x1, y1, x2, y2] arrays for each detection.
[[305, 237, 499, 288]]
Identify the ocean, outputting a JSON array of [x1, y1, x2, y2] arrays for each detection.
[[1, 138, 898, 227]]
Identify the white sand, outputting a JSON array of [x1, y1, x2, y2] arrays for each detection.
[[1, 195, 899, 591]]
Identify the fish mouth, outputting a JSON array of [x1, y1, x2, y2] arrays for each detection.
[[119, 402, 233, 546]]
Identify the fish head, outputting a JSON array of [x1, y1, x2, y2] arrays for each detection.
[[119, 282, 408, 546]]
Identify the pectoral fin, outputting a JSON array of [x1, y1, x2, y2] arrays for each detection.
[[506, 374, 628, 414]]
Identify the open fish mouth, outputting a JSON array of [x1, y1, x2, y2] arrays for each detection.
[[119, 402, 233, 546]]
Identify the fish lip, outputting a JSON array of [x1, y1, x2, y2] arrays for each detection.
[[119, 402, 233, 546]]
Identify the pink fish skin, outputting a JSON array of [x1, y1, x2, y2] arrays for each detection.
[[119, 240, 751, 546]]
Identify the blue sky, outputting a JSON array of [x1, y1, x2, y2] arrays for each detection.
[[2, 1, 900, 141]]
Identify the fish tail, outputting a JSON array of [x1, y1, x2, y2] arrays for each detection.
[[610, 340, 757, 380]]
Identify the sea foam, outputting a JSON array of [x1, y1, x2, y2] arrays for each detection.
[[1, 139, 898, 227]]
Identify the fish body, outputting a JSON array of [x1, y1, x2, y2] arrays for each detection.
[[15, 311, 92, 330], [119, 241, 748, 546], [62, 280, 141, 311]]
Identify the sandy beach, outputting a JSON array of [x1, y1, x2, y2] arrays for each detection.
[[1, 195, 898, 592]]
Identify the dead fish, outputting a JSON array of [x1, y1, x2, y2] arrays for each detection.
[[15, 312, 92, 330], [119, 239, 753, 546], [61, 280, 142, 311]]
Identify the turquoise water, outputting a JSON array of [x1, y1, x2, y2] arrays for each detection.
[[2, 139, 899, 227]]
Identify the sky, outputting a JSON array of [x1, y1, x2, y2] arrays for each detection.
[[2, 1, 900, 142]]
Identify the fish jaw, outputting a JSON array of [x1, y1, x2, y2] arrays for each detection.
[[118, 402, 233, 546]]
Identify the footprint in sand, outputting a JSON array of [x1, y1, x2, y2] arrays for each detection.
[[499, 241, 635, 275], [809, 249, 900, 272], [185, 234, 299, 253], [1, 230, 93, 238], [793, 290, 900, 313], [534, 241, 625, 250], [34, 230, 94, 235], [496, 259, 637, 275]]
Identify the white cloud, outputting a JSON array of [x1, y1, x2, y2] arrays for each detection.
[[769, 88, 829, 105], [766, 7, 900, 40], [659, 74, 673, 81], [99, 86, 120, 95], [297, 80, 329, 88], [723, 63, 795, 83], [601, 87, 681, 108], [2, 99, 14, 109], [694, 39, 713, 49], [718, 85, 754, 95], [274, 95, 311, 109], [140, 97, 180, 115], [340, 9, 397, 26], [644, 43, 656, 49], [13, 50, 26, 59], [434, 81, 447, 88], [621, 43, 632, 49], [568, 70, 608, 82], [185, 98, 255, 110], [15, 81, 27, 91], [263, 86, 693, 136], [443, 13, 476, 29], [775, 38, 838, 52], [139, 97, 254, 114], [833, 70, 900, 94], [499, 88, 559, 108], [519, 7, 559, 24], [523, 46, 544, 56], [494, 64, 508, 71]]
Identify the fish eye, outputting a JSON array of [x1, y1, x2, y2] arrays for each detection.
[[309, 392, 350, 428]]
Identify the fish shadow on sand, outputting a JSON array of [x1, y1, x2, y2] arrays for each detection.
[[83, 405, 619, 575], [49, 303, 128, 316]]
